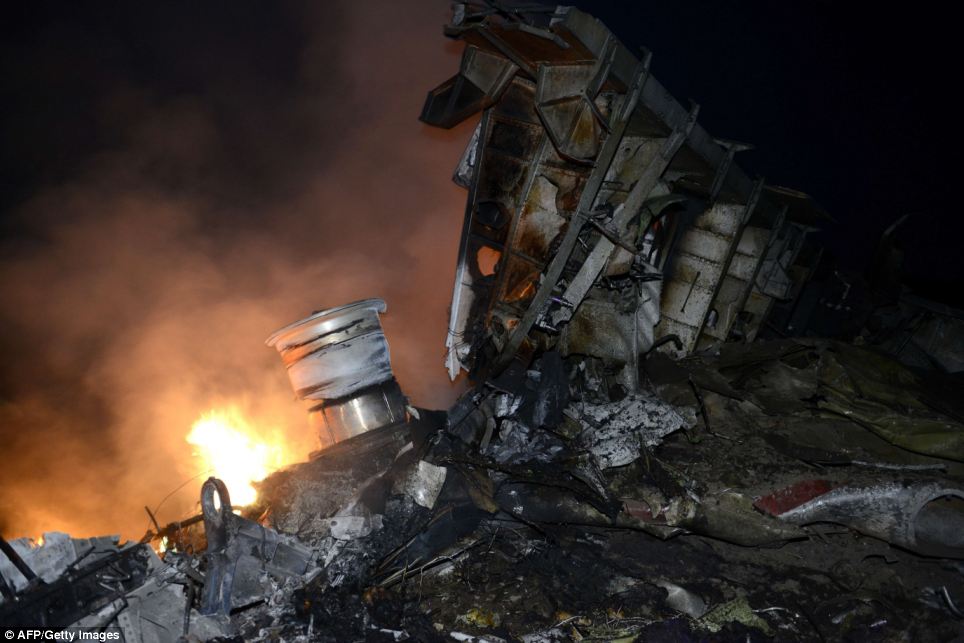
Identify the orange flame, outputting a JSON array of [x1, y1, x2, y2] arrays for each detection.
[[185, 406, 298, 506]]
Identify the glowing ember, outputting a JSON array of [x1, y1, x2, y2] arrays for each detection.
[[186, 407, 294, 506]]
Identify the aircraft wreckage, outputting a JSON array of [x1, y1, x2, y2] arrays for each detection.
[[3, 4, 963, 641]]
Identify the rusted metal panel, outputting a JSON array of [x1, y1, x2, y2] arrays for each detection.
[[535, 62, 606, 161], [491, 77, 541, 124], [509, 175, 566, 264], [420, 46, 519, 129]]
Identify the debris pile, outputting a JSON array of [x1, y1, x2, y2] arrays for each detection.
[[3, 3, 963, 641], [5, 334, 962, 640]]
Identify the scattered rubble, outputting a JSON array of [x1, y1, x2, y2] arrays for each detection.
[[3, 3, 963, 642]]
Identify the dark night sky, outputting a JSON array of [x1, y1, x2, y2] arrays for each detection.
[[582, 1, 961, 302], [3, 2, 961, 300], [2, 2, 960, 292]]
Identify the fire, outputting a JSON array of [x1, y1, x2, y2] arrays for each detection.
[[186, 407, 295, 507]]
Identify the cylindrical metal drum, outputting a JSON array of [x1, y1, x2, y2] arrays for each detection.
[[306, 379, 407, 448], [266, 299, 408, 449]]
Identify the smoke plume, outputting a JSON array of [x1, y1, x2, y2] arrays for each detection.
[[0, 0, 471, 539]]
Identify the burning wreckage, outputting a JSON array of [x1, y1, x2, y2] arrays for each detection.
[[3, 4, 964, 641]]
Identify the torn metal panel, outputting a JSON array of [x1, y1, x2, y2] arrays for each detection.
[[814, 342, 964, 461], [572, 392, 690, 468], [755, 479, 964, 557], [105, 568, 228, 642], [712, 207, 788, 344], [739, 287, 776, 343], [453, 120, 482, 189], [0, 533, 128, 597], [391, 460, 448, 509], [425, 11, 678, 376], [484, 418, 566, 465], [427, 5, 827, 375], [324, 511, 383, 542], [0, 532, 72, 591], [441, 92, 558, 378], [686, 180, 765, 352], [487, 63, 654, 372], [548, 7, 759, 198], [0, 542, 159, 628], [533, 37, 615, 162], [446, 113, 490, 380], [421, 45, 519, 129], [735, 187, 826, 339], [762, 240, 826, 337], [557, 276, 661, 368]]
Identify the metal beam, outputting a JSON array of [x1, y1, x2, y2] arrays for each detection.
[[489, 54, 653, 374], [547, 101, 701, 329], [729, 204, 787, 337], [709, 138, 754, 202], [693, 177, 765, 346]]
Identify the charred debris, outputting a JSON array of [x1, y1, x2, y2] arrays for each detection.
[[3, 4, 964, 641]]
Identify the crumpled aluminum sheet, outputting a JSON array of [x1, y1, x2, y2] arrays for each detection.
[[392, 460, 448, 509], [484, 420, 566, 465], [760, 479, 964, 554], [573, 393, 691, 468]]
